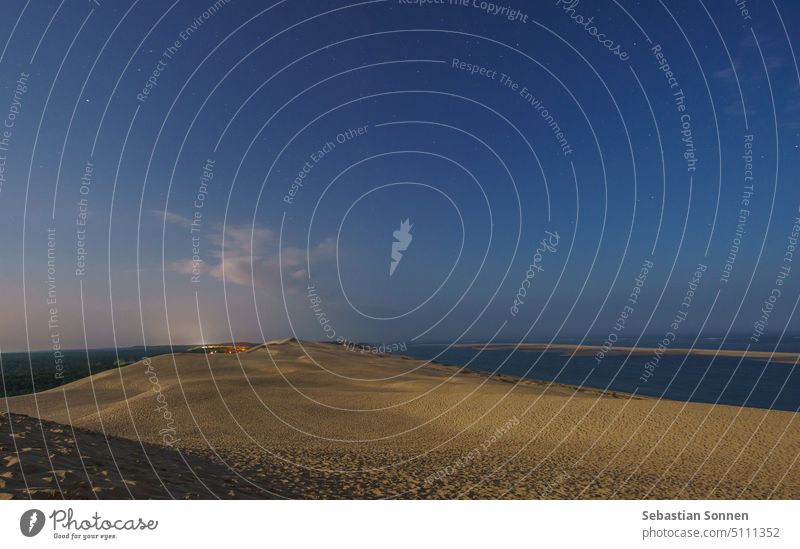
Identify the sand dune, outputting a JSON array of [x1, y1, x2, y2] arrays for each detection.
[[0, 412, 271, 499], [1, 339, 798, 499]]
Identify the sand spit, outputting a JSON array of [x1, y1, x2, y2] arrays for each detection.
[[453, 342, 800, 364], [1, 340, 798, 499]]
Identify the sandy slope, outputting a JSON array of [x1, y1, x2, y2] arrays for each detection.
[[1, 340, 798, 499], [0, 412, 271, 499]]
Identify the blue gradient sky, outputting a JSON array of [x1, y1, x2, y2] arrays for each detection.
[[1, 0, 799, 351]]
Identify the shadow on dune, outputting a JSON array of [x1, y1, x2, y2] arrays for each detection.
[[0, 412, 279, 499]]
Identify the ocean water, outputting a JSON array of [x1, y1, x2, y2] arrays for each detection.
[[401, 336, 800, 412]]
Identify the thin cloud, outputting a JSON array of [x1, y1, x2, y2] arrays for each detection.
[[148, 209, 193, 227], [169, 223, 337, 292]]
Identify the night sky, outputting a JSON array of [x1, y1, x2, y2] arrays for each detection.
[[0, 0, 799, 351]]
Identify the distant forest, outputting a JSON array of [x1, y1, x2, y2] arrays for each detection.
[[0, 346, 191, 397]]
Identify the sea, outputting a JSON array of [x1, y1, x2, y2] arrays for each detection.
[[400, 335, 800, 412]]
